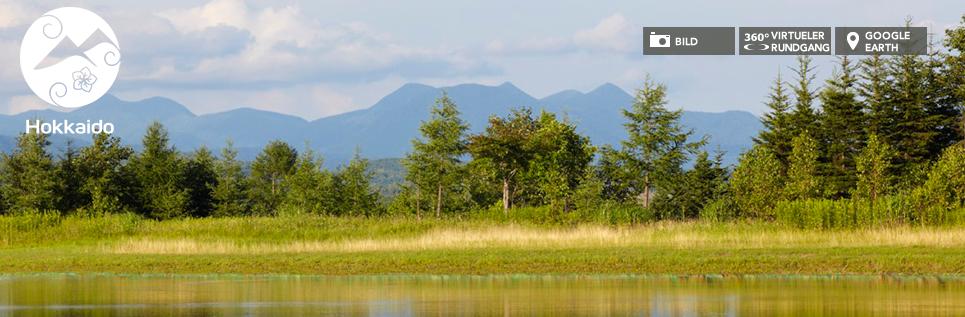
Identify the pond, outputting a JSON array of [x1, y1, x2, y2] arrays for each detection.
[[0, 274, 963, 316]]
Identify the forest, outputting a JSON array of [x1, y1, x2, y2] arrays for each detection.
[[0, 20, 963, 231]]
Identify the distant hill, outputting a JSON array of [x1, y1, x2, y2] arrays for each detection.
[[0, 82, 762, 166]]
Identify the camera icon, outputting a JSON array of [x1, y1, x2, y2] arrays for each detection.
[[649, 32, 671, 48]]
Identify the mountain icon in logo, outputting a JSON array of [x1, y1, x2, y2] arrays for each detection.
[[20, 7, 121, 109], [34, 28, 119, 70]]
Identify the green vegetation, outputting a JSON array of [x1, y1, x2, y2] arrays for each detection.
[[1, 213, 964, 275], [0, 18, 963, 275]]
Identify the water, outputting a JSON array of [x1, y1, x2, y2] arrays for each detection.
[[1, 274, 963, 316]]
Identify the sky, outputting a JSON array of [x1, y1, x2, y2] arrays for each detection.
[[0, 0, 962, 119]]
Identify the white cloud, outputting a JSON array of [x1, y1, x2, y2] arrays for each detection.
[[151, 0, 489, 86], [5, 94, 50, 114], [485, 13, 634, 55], [573, 14, 632, 52], [0, 0, 38, 29]]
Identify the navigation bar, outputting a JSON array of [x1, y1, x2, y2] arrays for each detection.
[[642, 27, 928, 56]]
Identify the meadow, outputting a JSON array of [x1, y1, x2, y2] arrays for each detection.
[[2, 212, 963, 275]]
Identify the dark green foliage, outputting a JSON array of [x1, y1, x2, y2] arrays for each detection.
[[184, 147, 217, 217], [334, 152, 381, 216], [54, 142, 84, 213], [77, 133, 136, 215], [818, 56, 865, 197], [788, 56, 820, 138], [0, 132, 57, 213], [652, 151, 728, 220], [282, 148, 335, 215], [248, 140, 297, 215], [129, 122, 188, 219], [755, 71, 794, 165], [211, 141, 249, 217]]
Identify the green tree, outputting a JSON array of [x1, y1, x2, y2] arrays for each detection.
[[184, 147, 217, 217], [527, 111, 595, 212], [468, 108, 539, 213], [130, 122, 188, 219], [938, 16, 965, 146], [248, 140, 297, 215], [597, 145, 637, 202], [859, 54, 896, 147], [730, 145, 784, 219], [788, 56, 820, 137], [913, 143, 965, 224], [55, 142, 84, 213], [403, 93, 469, 217], [819, 56, 866, 197], [755, 71, 794, 165], [617, 77, 703, 208], [77, 133, 136, 214], [0, 131, 57, 213], [853, 133, 894, 207], [783, 132, 822, 201], [887, 22, 941, 182], [211, 140, 249, 217], [282, 148, 334, 214], [334, 152, 380, 216], [654, 150, 728, 220]]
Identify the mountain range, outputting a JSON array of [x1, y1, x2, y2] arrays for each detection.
[[0, 82, 762, 166]]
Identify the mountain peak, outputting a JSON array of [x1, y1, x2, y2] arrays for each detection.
[[588, 83, 626, 96]]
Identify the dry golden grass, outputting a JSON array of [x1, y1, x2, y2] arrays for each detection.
[[106, 223, 965, 255]]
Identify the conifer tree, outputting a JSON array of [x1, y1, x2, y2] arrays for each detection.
[[130, 122, 188, 219], [78, 133, 136, 214], [403, 93, 469, 217], [819, 56, 865, 197], [283, 148, 334, 214], [55, 142, 84, 213], [889, 51, 936, 179], [248, 140, 297, 215], [211, 140, 249, 216], [755, 71, 794, 165], [0, 131, 57, 213], [184, 147, 217, 217], [788, 56, 820, 137], [334, 151, 380, 216], [858, 54, 896, 145], [616, 77, 703, 208]]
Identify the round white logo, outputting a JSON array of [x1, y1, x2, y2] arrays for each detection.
[[20, 7, 120, 109]]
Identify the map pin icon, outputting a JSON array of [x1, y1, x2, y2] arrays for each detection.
[[847, 32, 860, 50]]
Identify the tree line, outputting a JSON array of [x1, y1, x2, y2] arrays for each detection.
[[1, 18, 963, 226]]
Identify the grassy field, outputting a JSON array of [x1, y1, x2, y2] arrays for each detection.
[[1, 213, 964, 275]]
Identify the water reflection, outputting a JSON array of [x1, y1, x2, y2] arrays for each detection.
[[0, 274, 962, 316]]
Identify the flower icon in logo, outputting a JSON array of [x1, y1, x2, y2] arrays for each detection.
[[72, 67, 97, 92]]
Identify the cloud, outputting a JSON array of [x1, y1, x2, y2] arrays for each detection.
[[485, 13, 634, 55], [142, 0, 493, 87], [4, 94, 49, 114], [573, 14, 633, 52], [0, 0, 38, 29]]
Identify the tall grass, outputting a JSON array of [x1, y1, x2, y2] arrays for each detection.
[[775, 194, 965, 229]]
